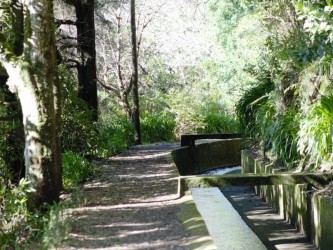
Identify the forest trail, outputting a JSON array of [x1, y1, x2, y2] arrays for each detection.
[[60, 142, 210, 250], [59, 142, 317, 250]]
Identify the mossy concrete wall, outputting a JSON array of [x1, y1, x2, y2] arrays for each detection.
[[242, 149, 333, 248], [172, 139, 242, 175], [311, 194, 333, 248]]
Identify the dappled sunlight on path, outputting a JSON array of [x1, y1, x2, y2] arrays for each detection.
[[60, 142, 193, 250]]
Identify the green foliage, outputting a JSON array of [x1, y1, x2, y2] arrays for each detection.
[[93, 117, 135, 157], [295, 0, 333, 42], [0, 85, 24, 180], [298, 94, 333, 167], [236, 77, 274, 134], [294, 0, 333, 76], [236, 73, 301, 169], [0, 175, 69, 249], [197, 112, 240, 134], [208, 0, 268, 104], [234, 0, 333, 171], [62, 151, 94, 190], [209, 0, 254, 46], [0, 178, 32, 248], [140, 111, 176, 143], [60, 66, 134, 158], [39, 203, 70, 250], [0, 0, 14, 56], [167, 87, 203, 136], [59, 66, 98, 155], [267, 110, 301, 169], [168, 82, 241, 136]]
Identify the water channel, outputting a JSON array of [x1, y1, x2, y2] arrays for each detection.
[[192, 166, 266, 249], [192, 166, 316, 250]]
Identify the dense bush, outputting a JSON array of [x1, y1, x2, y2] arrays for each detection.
[[0, 178, 32, 248], [0, 174, 69, 249], [59, 66, 98, 155], [267, 110, 301, 169], [93, 118, 135, 157], [140, 111, 176, 143], [196, 112, 240, 134], [234, 0, 333, 170], [236, 78, 274, 135], [298, 95, 333, 168], [62, 151, 94, 190]]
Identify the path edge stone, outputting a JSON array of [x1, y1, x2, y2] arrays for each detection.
[[167, 152, 216, 249]]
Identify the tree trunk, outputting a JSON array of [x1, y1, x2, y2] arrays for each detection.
[[75, 0, 98, 121], [0, 0, 62, 209], [131, 0, 141, 145]]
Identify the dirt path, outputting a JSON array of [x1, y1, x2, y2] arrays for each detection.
[[60, 142, 212, 250]]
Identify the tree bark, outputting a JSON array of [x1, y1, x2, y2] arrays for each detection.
[[75, 0, 98, 121], [0, 0, 62, 209], [131, 0, 141, 145]]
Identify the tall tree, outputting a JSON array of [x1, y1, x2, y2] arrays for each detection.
[[0, 0, 62, 209], [131, 0, 141, 144], [58, 0, 98, 121], [75, 0, 98, 121], [96, 5, 134, 120], [95, 1, 164, 140]]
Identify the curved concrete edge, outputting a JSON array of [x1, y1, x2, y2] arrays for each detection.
[[171, 139, 242, 175]]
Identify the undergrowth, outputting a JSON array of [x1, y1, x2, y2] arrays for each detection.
[[141, 111, 176, 143], [62, 151, 94, 190], [0, 174, 71, 249], [0, 148, 96, 249]]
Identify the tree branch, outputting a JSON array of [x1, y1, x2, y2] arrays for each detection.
[[97, 78, 119, 94], [55, 19, 78, 27]]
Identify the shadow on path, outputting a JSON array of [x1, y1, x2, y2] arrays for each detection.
[[61, 142, 192, 250]]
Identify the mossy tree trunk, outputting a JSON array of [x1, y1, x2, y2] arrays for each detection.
[[0, 0, 62, 210]]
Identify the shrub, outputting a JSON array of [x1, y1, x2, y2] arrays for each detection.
[[93, 118, 135, 157], [298, 94, 333, 168], [39, 203, 70, 250], [0, 176, 70, 249], [62, 151, 94, 190], [0, 178, 32, 248], [236, 78, 274, 135], [267, 109, 301, 169], [140, 111, 176, 143], [196, 112, 240, 134], [59, 66, 98, 155]]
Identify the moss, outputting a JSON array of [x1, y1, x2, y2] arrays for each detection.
[[178, 197, 216, 250], [312, 192, 333, 248], [171, 150, 216, 249]]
